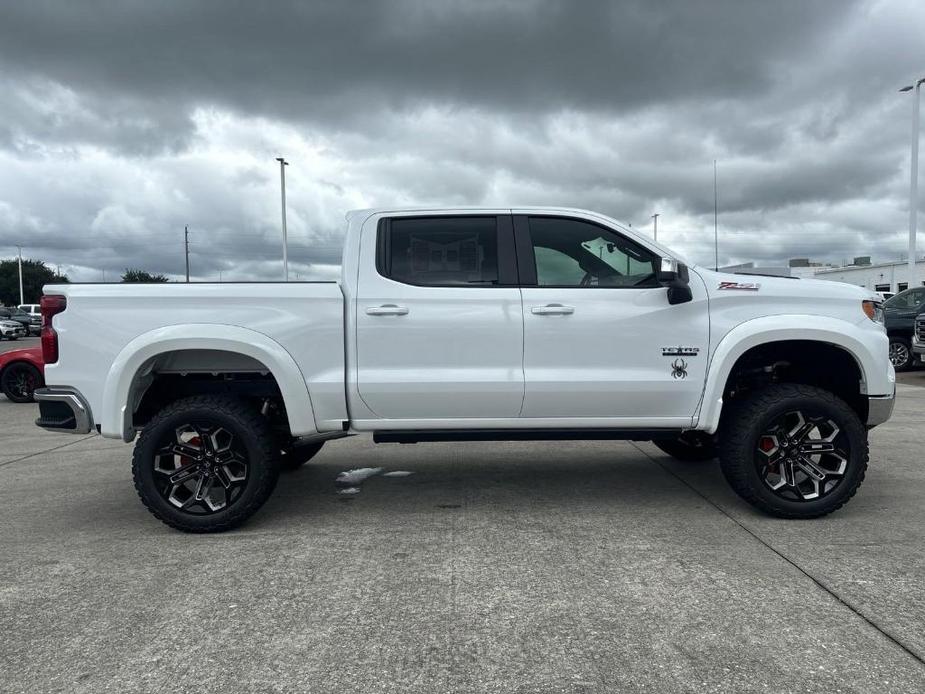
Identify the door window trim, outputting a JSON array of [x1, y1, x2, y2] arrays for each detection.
[[375, 215, 518, 287], [513, 214, 660, 289]]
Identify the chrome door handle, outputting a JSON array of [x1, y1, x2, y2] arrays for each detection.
[[366, 304, 409, 316], [531, 304, 574, 315]]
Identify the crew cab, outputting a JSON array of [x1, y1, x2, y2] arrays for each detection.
[[34, 207, 895, 532]]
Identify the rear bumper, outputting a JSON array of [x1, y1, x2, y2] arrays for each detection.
[[34, 387, 94, 435], [867, 390, 895, 428]]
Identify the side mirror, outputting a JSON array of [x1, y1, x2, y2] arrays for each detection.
[[658, 257, 693, 305], [656, 257, 679, 283]]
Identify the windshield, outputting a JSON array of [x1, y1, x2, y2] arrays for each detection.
[[883, 287, 925, 309]]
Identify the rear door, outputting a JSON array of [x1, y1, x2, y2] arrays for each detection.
[[354, 214, 524, 420], [515, 213, 710, 424]]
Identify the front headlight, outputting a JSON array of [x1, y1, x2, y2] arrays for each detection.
[[862, 300, 885, 325]]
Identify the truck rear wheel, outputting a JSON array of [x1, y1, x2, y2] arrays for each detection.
[[719, 384, 867, 518], [652, 432, 717, 461], [132, 395, 280, 533]]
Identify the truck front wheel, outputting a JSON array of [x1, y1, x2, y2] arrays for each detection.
[[719, 384, 867, 518], [132, 395, 280, 533]]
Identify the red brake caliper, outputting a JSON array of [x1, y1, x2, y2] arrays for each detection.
[[759, 436, 777, 470]]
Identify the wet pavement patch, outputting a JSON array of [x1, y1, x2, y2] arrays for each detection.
[[334, 467, 414, 498]]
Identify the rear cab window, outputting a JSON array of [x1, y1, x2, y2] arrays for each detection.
[[376, 216, 516, 286]]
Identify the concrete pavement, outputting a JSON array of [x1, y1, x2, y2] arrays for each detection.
[[1, 384, 924, 693]]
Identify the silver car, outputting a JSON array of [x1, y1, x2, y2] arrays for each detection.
[[0, 319, 27, 340]]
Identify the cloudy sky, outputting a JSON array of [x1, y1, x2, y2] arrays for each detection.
[[1, 0, 924, 281]]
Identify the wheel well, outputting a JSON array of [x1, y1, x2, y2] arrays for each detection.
[[129, 349, 291, 437], [721, 340, 867, 422]]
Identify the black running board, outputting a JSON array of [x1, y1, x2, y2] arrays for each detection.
[[373, 429, 684, 444]]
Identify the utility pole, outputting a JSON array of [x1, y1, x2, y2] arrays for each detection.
[[651, 213, 660, 242], [184, 225, 190, 283], [713, 159, 719, 271], [276, 157, 290, 281], [16, 245, 24, 305], [900, 77, 925, 283]]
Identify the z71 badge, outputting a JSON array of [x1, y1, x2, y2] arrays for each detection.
[[718, 281, 760, 291]]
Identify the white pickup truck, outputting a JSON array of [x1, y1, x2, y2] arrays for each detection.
[[35, 207, 895, 532]]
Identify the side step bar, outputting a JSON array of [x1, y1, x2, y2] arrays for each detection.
[[373, 429, 684, 444]]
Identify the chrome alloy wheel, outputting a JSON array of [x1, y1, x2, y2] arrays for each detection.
[[153, 423, 248, 514], [755, 410, 849, 502], [889, 341, 910, 367]]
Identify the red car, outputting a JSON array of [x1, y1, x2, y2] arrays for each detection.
[[0, 347, 44, 403]]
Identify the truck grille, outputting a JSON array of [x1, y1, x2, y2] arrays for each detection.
[[917, 317, 925, 343]]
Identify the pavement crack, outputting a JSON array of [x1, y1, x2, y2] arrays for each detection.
[[0, 434, 97, 468], [631, 441, 925, 670]]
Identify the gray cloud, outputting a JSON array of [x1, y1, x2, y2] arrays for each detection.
[[0, 0, 923, 280]]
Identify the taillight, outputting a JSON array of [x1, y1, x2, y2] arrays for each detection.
[[40, 295, 67, 364]]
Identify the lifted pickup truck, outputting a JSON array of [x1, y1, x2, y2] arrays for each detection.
[[35, 207, 895, 532]]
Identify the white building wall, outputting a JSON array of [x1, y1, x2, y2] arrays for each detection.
[[812, 260, 925, 293]]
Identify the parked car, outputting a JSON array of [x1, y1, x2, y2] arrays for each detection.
[[913, 313, 925, 366], [0, 319, 27, 341], [34, 206, 894, 532], [0, 346, 44, 402], [0, 307, 36, 335], [18, 304, 43, 335], [882, 286, 925, 371]]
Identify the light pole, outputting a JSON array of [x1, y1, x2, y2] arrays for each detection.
[[276, 157, 290, 281], [16, 245, 23, 305], [184, 225, 190, 283], [651, 213, 660, 242], [713, 159, 719, 271], [900, 77, 925, 283]]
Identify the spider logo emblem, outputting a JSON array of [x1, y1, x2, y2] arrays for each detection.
[[671, 358, 688, 379]]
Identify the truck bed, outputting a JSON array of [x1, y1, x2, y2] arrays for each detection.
[[42, 281, 347, 438]]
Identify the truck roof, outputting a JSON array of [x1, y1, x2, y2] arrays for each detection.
[[346, 205, 617, 219]]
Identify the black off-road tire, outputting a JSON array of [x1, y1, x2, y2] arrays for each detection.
[[653, 432, 717, 461], [889, 336, 913, 371], [132, 395, 280, 533], [719, 384, 868, 519], [1, 362, 42, 403], [280, 440, 325, 470]]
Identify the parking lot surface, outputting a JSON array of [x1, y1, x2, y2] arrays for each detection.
[[1, 377, 924, 693]]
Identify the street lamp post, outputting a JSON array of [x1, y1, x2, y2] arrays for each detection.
[[900, 77, 925, 283], [17, 245, 23, 305], [651, 213, 659, 242], [276, 157, 290, 282]]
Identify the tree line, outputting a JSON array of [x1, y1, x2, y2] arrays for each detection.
[[0, 259, 169, 305]]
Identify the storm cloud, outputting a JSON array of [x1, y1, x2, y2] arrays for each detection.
[[0, 0, 923, 280]]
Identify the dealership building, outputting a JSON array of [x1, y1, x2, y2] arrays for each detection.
[[789, 257, 925, 294]]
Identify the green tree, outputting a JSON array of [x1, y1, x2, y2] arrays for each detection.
[[121, 268, 169, 283], [0, 258, 68, 306]]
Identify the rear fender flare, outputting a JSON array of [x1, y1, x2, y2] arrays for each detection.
[[101, 324, 317, 441]]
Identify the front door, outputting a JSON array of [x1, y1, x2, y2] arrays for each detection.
[[515, 214, 710, 424], [355, 214, 524, 420]]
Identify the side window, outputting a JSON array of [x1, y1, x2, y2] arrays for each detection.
[[378, 217, 500, 286], [527, 217, 658, 288]]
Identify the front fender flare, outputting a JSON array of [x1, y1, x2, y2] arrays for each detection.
[[101, 324, 317, 441], [696, 316, 877, 434]]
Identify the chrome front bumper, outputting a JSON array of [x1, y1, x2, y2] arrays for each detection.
[[34, 388, 94, 435], [867, 390, 895, 428]]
